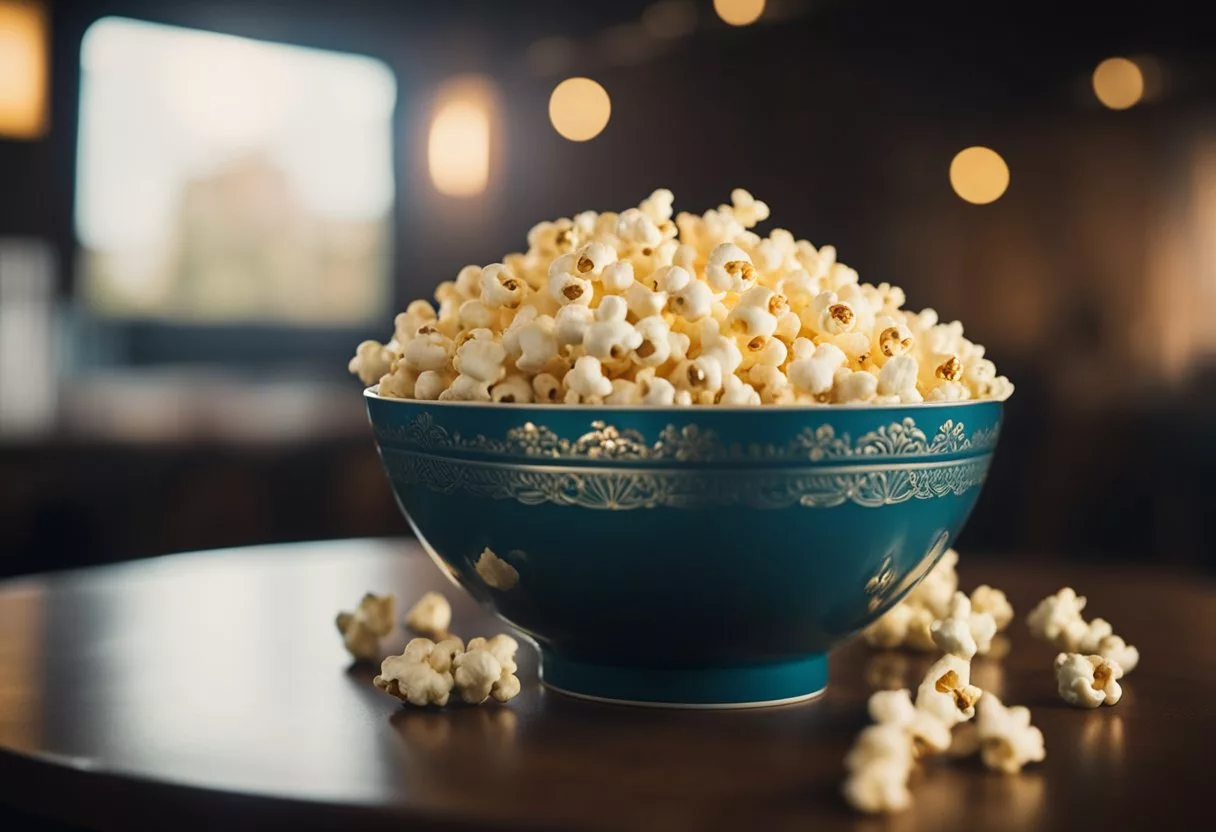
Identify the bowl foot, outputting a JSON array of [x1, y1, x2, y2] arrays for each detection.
[[539, 649, 828, 709]]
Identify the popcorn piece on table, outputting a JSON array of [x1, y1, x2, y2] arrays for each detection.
[[1028, 588, 1139, 673], [1026, 587, 1090, 651], [405, 591, 451, 639], [860, 548, 959, 652], [930, 591, 998, 659], [973, 694, 1046, 774], [1055, 653, 1124, 708], [862, 603, 934, 652], [867, 689, 952, 757], [970, 584, 1015, 632], [842, 724, 915, 815], [916, 654, 982, 725], [335, 592, 396, 662], [453, 636, 522, 704], [374, 643, 455, 707]]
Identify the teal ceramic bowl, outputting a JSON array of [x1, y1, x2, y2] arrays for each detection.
[[365, 389, 1002, 708]]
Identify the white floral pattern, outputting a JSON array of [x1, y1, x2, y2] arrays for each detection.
[[375, 414, 1000, 463], [380, 450, 992, 510]]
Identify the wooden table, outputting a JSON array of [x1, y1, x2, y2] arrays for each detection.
[[1, 540, 1212, 831]]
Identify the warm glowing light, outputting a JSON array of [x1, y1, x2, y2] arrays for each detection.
[[427, 78, 494, 197], [0, 0, 48, 139], [549, 77, 611, 142], [949, 147, 1010, 205], [1093, 57, 1144, 110], [714, 0, 765, 26]]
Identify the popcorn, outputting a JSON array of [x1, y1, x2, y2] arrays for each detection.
[[842, 724, 914, 815], [916, 654, 982, 725], [1026, 588, 1089, 651], [479, 264, 526, 309], [349, 340, 394, 386], [335, 592, 396, 661], [404, 591, 451, 638], [867, 690, 952, 757], [453, 647, 510, 704], [491, 375, 534, 404], [374, 646, 455, 707], [375, 630, 522, 708], [843, 756, 913, 815], [414, 370, 450, 400], [554, 303, 595, 348], [969, 585, 1014, 632], [705, 243, 757, 293], [1055, 653, 1124, 708], [355, 191, 1010, 405], [564, 356, 613, 403], [601, 260, 634, 293], [584, 296, 642, 360], [788, 342, 847, 397], [719, 374, 762, 405], [832, 367, 878, 403], [973, 695, 1046, 775], [403, 327, 451, 372], [1094, 634, 1140, 674], [930, 592, 998, 659], [624, 280, 668, 319]]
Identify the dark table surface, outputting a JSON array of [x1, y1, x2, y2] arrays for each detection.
[[0, 539, 1212, 831]]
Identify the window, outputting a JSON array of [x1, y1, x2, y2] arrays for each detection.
[[75, 17, 397, 325]]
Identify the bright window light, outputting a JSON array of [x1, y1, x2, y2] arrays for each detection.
[[75, 17, 398, 323]]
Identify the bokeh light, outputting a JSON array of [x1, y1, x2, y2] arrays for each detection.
[[949, 147, 1010, 205], [548, 77, 611, 142], [0, 0, 49, 139], [427, 78, 494, 197], [1093, 57, 1144, 110], [714, 0, 765, 27]]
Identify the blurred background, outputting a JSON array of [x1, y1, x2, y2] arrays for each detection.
[[1, 0, 1213, 576]]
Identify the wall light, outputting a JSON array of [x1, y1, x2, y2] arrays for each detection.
[[950, 146, 1010, 205], [1093, 57, 1144, 111], [427, 76, 495, 197], [549, 77, 611, 142], [0, 0, 49, 139], [714, 0, 765, 27]]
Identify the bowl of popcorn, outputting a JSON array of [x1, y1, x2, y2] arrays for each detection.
[[352, 189, 1011, 708]]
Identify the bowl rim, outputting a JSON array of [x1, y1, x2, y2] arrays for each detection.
[[363, 386, 1007, 413]]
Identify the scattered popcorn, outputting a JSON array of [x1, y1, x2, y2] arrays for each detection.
[[930, 592, 998, 659], [335, 592, 396, 661], [973, 695, 1046, 774], [1027, 588, 1138, 672], [916, 654, 983, 725], [908, 550, 960, 614], [1026, 588, 1089, 650], [861, 548, 962, 651], [1094, 634, 1140, 674], [352, 191, 1011, 405], [1055, 653, 1124, 708], [474, 547, 520, 591], [843, 756, 913, 815], [842, 724, 915, 815], [374, 633, 521, 708], [404, 591, 451, 638], [969, 584, 1014, 632], [374, 643, 455, 707], [867, 690, 952, 757]]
